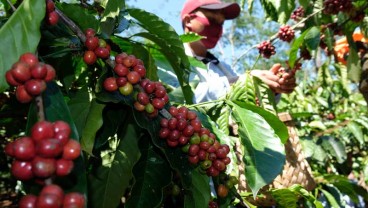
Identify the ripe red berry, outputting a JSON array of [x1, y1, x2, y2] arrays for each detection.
[[115, 53, 128, 64], [103, 77, 118, 92], [94, 47, 110, 59], [40, 184, 64, 200], [216, 148, 227, 159], [5, 70, 22, 86], [213, 159, 226, 171], [46, 0, 55, 13], [168, 130, 180, 141], [83, 51, 97, 65], [188, 144, 200, 156], [19, 53, 39, 68], [36, 193, 63, 208], [133, 64, 146, 78], [53, 120, 71, 137], [11, 62, 31, 83], [154, 86, 166, 98], [13, 137, 36, 161], [47, 11, 59, 26], [127, 71, 141, 84], [168, 118, 178, 130], [84, 28, 96, 38], [206, 166, 219, 177], [182, 125, 194, 137], [62, 139, 81, 160], [85, 36, 99, 51], [144, 81, 156, 94], [137, 92, 150, 105], [122, 55, 137, 68], [190, 119, 202, 132], [188, 155, 199, 164], [63, 192, 86, 208], [56, 159, 74, 176], [36, 138, 63, 158], [16, 85, 33, 103], [32, 157, 56, 178], [257, 41, 276, 59], [24, 79, 45, 96], [31, 121, 55, 142], [4, 142, 14, 157], [178, 135, 189, 145], [30, 63, 48, 79], [116, 77, 128, 87], [44, 64, 56, 82], [19, 195, 37, 208], [151, 98, 165, 110], [114, 64, 129, 77], [11, 160, 33, 180]]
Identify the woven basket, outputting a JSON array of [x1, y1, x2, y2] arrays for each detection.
[[235, 112, 316, 207]]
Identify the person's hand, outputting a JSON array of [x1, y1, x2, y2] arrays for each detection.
[[250, 63, 297, 94]]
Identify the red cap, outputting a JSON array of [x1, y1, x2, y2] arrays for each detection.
[[180, 0, 241, 21]]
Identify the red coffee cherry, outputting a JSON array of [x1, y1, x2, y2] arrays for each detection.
[[103, 77, 118, 92], [63, 192, 86, 208], [166, 139, 179, 147], [115, 53, 128, 64], [30, 63, 48, 79], [188, 144, 200, 156], [122, 55, 137, 68], [83, 51, 97, 65], [213, 159, 226, 171], [62, 139, 81, 160], [53, 120, 71, 137], [31, 121, 55, 142], [13, 137, 36, 161], [16, 85, 33, 103], [144, 81, 156, 94], [151, 98, 165, 110], [47, 11, 59, 26], [85, 36, 99, 51], [137, 92, 150, 105], [178, 135, 189, 145], [56, 158, 74, 176], [19, 53, 39, 68], [36, 138, 63, 158], [44, 64, 56, 82], [40, 184, 64, 200], [133, 64, 146, 78], [11, 160, 33, 180], [5, 70, 22, 86], [217, 184, 229, 198], [94, 47, 110, 59], [4, 142, 14, 157], [46, 0, 55, 13], [11, 62, 31, 83], [114, 64, 129, 77], [127, 71, 141, 84], [24, 79, 46, 96], [32, 156, 56, 178], [188, 155, 199, 164], [133, 101, 146, 112], [116, 77, 128, 87], [84, 28, 96, 38], [36, 193, 63, 208], [19, 194, 37, 208], [154, 86, 166, 98], [206, 166, 219, 177]]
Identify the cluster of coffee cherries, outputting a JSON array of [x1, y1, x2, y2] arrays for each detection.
[[5, 120, 81, 181], [5, 53, 56, 103], [18, 184, 85, 208], [102, 52, 169, 118], [290, 6, 304, 21], [323, 0, 352, 15], [216, 174, 238, 198], [46, 0, 59, 26], [83, 28, 111, 65], [277, 25, 295, 43], [257, 41, 276, 59], [159, 106, 231, 177]]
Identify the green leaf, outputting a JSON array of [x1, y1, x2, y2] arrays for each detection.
[[320, 136, 347, 164], [89, 117, 141, 208], [100, 0, 125, 37], [57, 3, 99, 32], [180, 32, 204, 43], [0, 0, 45, 92], [304, 26, 320, 51], [347, 121, 364, 146], [230, 102, 285, 196], [288, 28, 310, 69], [233, 101, 289, 144], [80, 99, 105, 156], [320, 189, 340, 208], [26, 82, 87, 195], [271, 188, 298, 208], [68, 86, 90, 136], [273, 0, 295, 24], [125, 139, 172, 208], [131, 42, 159, 81], [184, 170, 211, 208], [259, 0, 278, 22], [216, 105, 231, 136], [127, 8, 194, 104]]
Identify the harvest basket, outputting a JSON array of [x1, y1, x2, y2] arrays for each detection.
[[236, 112, 316, 207]]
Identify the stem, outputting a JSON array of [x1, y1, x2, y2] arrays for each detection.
[[6, 0, 16, 12], [249, 55, 260, 72], [35, 95, 45, 121], [55, 8, 86, 43]]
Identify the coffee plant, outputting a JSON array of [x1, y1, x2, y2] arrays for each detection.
[[0, 0, 368, 207]]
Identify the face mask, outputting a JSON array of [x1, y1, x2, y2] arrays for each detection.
[[190, 14, 223, 49]]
